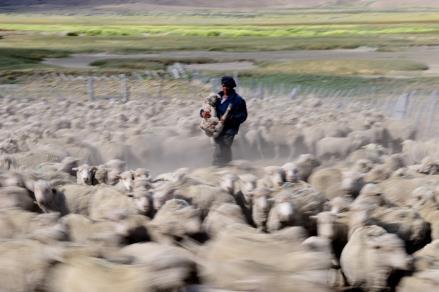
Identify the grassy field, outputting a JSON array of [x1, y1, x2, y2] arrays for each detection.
[[1, 10, 439, 89]]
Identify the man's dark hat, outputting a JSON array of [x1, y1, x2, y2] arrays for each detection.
[[221, 76, 237, 88]]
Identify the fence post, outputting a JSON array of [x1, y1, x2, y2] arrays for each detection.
[[120, 74, 130, 102], [427, 90, 438, 132], [87, 77, 95, 101]]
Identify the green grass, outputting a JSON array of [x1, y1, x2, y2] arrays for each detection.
[[252, 59, 429, 76], [1, 9, 439, 89], [0, 48, 69, 70], [89, 57, 231, 70]]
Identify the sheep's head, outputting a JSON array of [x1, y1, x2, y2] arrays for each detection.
[[311, 212, 338, 240], [73, 164, 96, 185], [352, 159, 373, 174], [220, 173, 239, 195], [134, 168, 150, 180], [264, 166, 285, 188], [328, 195, 352, 214], [205, 93, 220, 106], [57, 157, 80, 176], [131, 190, 153, 215], [409, 186, 437, 210], [33, 180, 55, 212], [239, 174, 258, 202], [172, 168, 189, 183], [119, 171, 135, 192], [253, 188, 271, 212], [94, 166, 108, 184], [275, 192, 295, 222], [341, 171, 364, 195], [281, 162, 300, 183]]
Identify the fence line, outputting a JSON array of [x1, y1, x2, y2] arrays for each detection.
[[1, 63, 439, 139]]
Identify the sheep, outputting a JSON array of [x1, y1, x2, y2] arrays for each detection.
[[0, 210, 65, 242], [203, 203, 248, 238], [60, 214, 128, 246], [367, 207, 431, 253], [316, 136, 363, 161], [397, 270, 439, 292], [199, 225, 336, 292], [172, 182, 235, 218], [411, 239, 439, 272], [149, 199, 202, 243], [295, 153, 321, 181], [73, 164, 96, 185], [309, 167, 364, 200], [0, 239, 63, 292], [200, 93, 232, 138], [258, 165, 285, 189], [327, 195, 353, 214], [266, 190, 295, 232], [251, 188, 272, 231], [340, 225, 413, 291], [418, 156, 439, 175], [0, 185, 39, 211], [311, 211, 349, 259], [33, 181, 151, 220]]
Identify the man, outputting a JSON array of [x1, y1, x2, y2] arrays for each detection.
[[200, 76, 247, 166]]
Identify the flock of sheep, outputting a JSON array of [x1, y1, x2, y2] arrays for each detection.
[[1, 88, 439, 292]]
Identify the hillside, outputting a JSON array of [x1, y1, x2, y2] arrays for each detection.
[[2, 0, 439, 11]]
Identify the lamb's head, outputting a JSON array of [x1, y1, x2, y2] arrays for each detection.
[[239, 174, 258, 202], [172, 168, 189, 183], [281, 162, 300, 183], [73, 164, 96, 185], [311, 211, 337, 240], [365, 228, 413, 272], [327, 195, 352, 214], [275, 191, 295, 222], [131, 190, 153, 215], [57, 157, 79, 176], [252, 188, 271, 213], [119, 171, 135, 192], [295, 154, 321, 181], [205, 93, 220, 106], [94, 166, 108, 184], [352, 159, 373, 174], [134, 168, 151, 180], [264, 166, 285, 188], [220, 173, 239, 195], [341, 170, 364, 196], [33, 180, 55, 212], [409, 186, 437, 210]]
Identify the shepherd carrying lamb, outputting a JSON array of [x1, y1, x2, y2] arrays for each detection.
[[200, 76, 247, 167]]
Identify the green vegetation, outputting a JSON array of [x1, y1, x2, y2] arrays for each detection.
[[89, 57, 232, 70], [253, 59, 429, 76], [0, 48, 69, 70], [1, 10, 439, 90]]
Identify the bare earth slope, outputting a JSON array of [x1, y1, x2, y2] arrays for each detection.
[[2, 0, 439, 10]]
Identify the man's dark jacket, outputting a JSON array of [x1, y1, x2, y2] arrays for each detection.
[[215, 90, 247, 135]]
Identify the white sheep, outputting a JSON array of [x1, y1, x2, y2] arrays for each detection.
[[200, 93, 232, 138]]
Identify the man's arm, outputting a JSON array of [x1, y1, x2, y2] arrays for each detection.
[[229, 98, 247, 125]]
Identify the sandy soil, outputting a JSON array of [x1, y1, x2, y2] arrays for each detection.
[[43, 46, 439, 76]]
